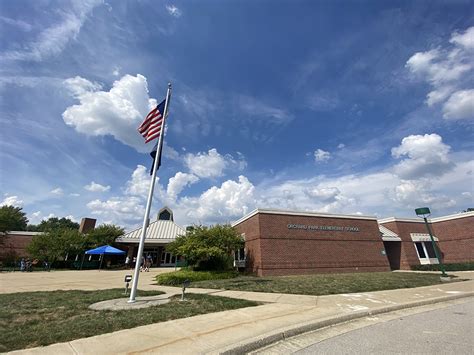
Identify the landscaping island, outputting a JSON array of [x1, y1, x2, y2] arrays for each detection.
[[157, 270, 459, 295]]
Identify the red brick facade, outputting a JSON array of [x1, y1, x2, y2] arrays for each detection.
[[234, 210, 390, 276], [432, 215, 473, 264], [379, 212, 473, 269], [0, 232, 39, 261]]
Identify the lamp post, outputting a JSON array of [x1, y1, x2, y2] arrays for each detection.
[[414, 207, 448, 278]]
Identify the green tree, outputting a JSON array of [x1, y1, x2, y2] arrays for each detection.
[[0, 205, 28, 232], [85, 224, 124, 249], [167, 224, 243, 270], [34, 217, 79, 232], [27, 229, 85, 263]]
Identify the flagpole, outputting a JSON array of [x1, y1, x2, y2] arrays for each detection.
[[129, 82, 172, 303]]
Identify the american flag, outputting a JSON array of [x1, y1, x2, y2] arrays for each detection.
[[138, 99, 166, 143]]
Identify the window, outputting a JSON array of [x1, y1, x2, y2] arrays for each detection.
[[413, 241, 439, 265], [415, 242, 426, 258], [234, 247, 245, 261], [424, 243, 437, 258]]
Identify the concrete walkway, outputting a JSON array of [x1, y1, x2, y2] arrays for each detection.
[[0, 268, 176, 294], [6, 271, 474, 355]]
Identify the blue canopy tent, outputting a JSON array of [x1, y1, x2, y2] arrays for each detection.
[[82, 245, 126, 270]]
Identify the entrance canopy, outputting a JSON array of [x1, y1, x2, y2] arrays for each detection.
[[85, 245, 126, 255]]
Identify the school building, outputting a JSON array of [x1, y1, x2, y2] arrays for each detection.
[[231, 208, 474, 276]]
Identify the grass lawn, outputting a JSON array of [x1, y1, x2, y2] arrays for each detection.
[[0, 289, 259, 352], [190, 272, 458, 295]]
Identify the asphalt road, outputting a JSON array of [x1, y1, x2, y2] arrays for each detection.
[[295, 300, 474, 354]]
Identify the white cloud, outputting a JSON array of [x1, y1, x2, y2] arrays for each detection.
[[305, 187, 341, 202], [391, 180, 455, 209], [84, 181, 111, 192], [181, 176, 256, 222], [391, 134, 453, 179], [443, 89, 474, 120], [70, 193, 81, 197], [450, 26, 474, 50], [166, 5, 182, 18], [1, 0, 102, 61], [406, 26, 474, 121], [87, 196, 145, 223], [64, 76, 102, 97], [184, 148, 246, 178], [167, 172, 199, 200], [0, 194, 23, 207], [50, 187, 64, 196], [62, 74, 157, 152], [125, 165, 153, 196], [314, 149, 331, 162]]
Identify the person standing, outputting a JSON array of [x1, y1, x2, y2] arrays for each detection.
[[125, 256, 130, 269]]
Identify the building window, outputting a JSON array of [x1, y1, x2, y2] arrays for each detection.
[[234, 247, 246, 268], [413, 242, 439, 265], [414, 242, 426, 258]]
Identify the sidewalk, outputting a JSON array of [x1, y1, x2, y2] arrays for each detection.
[[10, 273, 474, 355]]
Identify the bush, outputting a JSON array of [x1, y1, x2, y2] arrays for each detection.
[[411, 262, 474, 271], [156, 269, 239, 286]]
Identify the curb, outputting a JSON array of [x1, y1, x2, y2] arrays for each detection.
[[219, 292, 474, 354]]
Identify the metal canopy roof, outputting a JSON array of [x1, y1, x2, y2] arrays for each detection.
[[115, 219, 185, 244], [379, 225, 401, 241]]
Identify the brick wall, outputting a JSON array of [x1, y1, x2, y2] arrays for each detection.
[[380, 214, 474, 268], [234, 214, 263, 274], [0, 233, 35, 260], [432, 215, 474, 263], [235, 212, 390, 276], [380, 221, 427, 270]]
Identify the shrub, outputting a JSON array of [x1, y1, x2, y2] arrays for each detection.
[[156, 269, 239, 286], [411, 262, 474, 271]]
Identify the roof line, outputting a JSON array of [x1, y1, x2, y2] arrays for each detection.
[[232, 208, 378, 227]]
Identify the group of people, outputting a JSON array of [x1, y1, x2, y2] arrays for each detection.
[[124, 254, 153, 272], [19, 258, 50, 271]]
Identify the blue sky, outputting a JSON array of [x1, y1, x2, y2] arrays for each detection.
[[1, 0, 473, 229]]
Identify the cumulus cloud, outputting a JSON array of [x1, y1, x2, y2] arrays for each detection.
[[443, 89, 474, 120], [62, 74, 157, 152], [87, 196, 145, 224], [391, 180, 455, 209], [314, 149, 331, 162], [167, 172, 199, 200], [0, 194, 23, 207], [1, 0, 102, 61], [84, 181, 110, 192], [182, 176, 256, 222], [184, 148, 246, 178], [391, 134, 453, 179], [125, 165, 153, 196], [406, 26, 474, 121]]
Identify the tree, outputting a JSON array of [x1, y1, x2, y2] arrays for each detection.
[[0, 205, 28, 232], [27, 229, 85, 263], [33, 217, 79, 232], [166, 224, 244, 270], [85, 224, 124, 249]]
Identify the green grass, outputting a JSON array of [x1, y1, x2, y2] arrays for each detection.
[[0, 289, 259, 352], [156, 269, 239, 286], [190, 272, 458, 295]]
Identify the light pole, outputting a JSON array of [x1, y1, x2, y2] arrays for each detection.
[[414, 207, 448, 278]]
